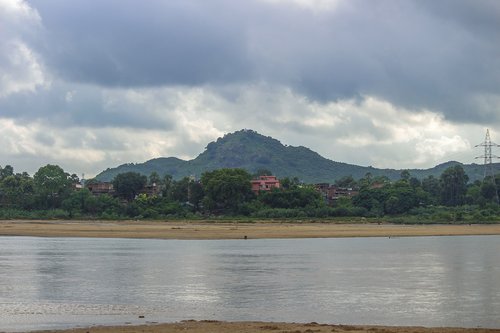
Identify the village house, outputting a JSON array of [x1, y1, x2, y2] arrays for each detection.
[[140, 183, 162, 197], [86, 182, 115, 196], [85, 180, 162, 198], [314, 183, 359, 205], [251, 175, 280, 194]]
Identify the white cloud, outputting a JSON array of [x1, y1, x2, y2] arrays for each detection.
[[0, 118, 104, 173], [0, 0, 40, 27], [0, 83, 490, 177], [259, 0, 341, 12], [0, 0, 47, 98], [176, 86, 481, 169], [0, 117, 177, 176], [99, 85, 484, 171], [0, 39, 47, 97], [65, 90, 74, 103], [415, 136, 470, 162]]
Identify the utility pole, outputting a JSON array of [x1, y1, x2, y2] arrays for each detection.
[[475, 129, 500, 203]]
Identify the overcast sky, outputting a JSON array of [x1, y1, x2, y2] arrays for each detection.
[[1, 0, 499, 177]]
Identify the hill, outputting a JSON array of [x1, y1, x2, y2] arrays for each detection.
[[95, 129, 499, 183]]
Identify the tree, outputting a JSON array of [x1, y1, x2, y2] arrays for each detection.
[[112, 172, 147, 201], [201, 168, 254, 214], [465, 184, 482, 205], [480, 181, 498, 203], [383, 181, 420, 214], [69, 173, 80, 185], [384, 196, 401, 215], [352, 187, 384, 216], [93, 194, 123, 217], [162, 174, 173, 197], [400, 170, 411, 182], [62, 189, 93, 217], [149, 171, 161, 186], [0, 173, 34, 209], [0, 165, 14, 180], [259, 187, 323, 209], [440, 165, 469, 206], [163, 177, 204, 209], [352, 178, 425, 216], [254, 168, 273, 177], [33, 164, 72, 208], [170, 177, 190, 202], [409, 177, 421, 189], [422, 175, 441, 204], [280, 176, 300, 190], [358, 172, 373, 188], [334, 175, 357, 188], [188, 181, 204, 209]]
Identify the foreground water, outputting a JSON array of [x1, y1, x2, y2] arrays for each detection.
[[0, 235, 499, 331]]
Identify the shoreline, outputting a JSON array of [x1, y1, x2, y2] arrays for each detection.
[[28, 320, 500, 333], [1, 220, 500, 239]]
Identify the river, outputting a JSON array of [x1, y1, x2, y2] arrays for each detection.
[[0, 235, 499, 331]]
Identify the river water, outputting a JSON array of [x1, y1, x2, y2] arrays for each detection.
[[0, 235, 499, 331]]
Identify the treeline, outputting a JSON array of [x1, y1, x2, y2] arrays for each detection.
[[1, 164, 500, 223]]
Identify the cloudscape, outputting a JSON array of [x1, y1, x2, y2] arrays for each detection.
[[1, 0, 499, 176]]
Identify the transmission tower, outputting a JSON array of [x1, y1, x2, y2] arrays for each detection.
[[475, 129, 500, 204], [475, 129, 500, 179]]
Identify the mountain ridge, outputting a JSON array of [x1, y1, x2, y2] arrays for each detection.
[[95, 129, 498, 183]]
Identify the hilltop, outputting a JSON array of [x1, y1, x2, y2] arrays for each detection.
[[95, 129, 497, 183]]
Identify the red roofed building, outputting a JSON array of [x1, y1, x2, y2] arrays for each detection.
[[251, 175, 280, 194]]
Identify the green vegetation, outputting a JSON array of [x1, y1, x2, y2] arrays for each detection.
[[95, 130, 500, 183], [1, 162, 500, 223], [113, 172, 148, 201], [201, 168, 254, 214]]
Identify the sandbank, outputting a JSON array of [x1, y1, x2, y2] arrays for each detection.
[[0, 220, 499, 239], [29, 320, 500, 333]]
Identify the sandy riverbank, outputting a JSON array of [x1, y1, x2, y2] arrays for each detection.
[[30, 320, 500, 333], [0, 220, 500, 239]]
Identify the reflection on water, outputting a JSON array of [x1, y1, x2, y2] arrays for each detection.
[[0, 235, 499, 331]]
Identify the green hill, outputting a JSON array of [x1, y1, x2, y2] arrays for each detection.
[[95, 129, 498, 183]]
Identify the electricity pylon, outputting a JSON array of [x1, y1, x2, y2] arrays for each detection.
[[475, 129, 500, 203]]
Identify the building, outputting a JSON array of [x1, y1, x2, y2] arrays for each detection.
[[86, 182, 114, 196], [140, 183, 162, 197], [314, 183, 358, 205], [86, 181, 162, 198], [251, 175, 280, 194]]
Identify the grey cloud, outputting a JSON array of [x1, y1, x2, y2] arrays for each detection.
[[20, 0, 500, 125], [418, 0, 500, 37], [34, 132, 55, 146], [61, 130, 129, 151], [30, 0, 253, 87], [271, 1, 500, 123], [0, 82, 175, 129]]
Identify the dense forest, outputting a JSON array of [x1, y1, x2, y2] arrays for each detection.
[[1, 163, 500, 223]]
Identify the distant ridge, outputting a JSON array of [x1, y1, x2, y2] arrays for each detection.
[[95, 129, 499, 183]]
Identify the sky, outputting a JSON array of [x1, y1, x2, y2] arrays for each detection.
[[1, 0, 499, 177]]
